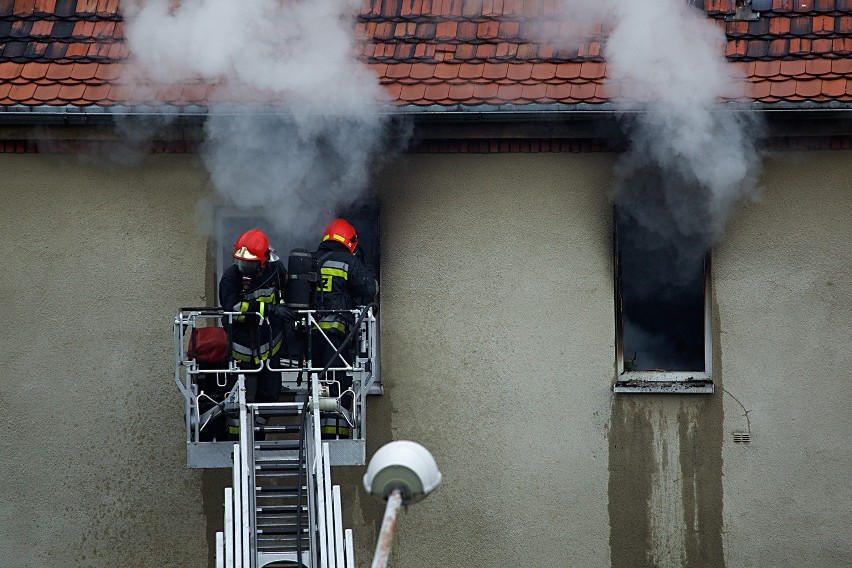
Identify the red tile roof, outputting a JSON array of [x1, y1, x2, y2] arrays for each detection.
[[0, 0, 848, 111]]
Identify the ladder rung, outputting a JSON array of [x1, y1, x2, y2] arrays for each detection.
[[257, 505, 308, 514], [257, 486, 308, 499], [256, 424, 303, 434], [255, 440, 301, 450], [256, 522, 309, 531], [256, 527, 307, 536], [255, 462, 303, 471], [256, 541, 308, 551], [253, 453, 301, 463], [254, 486, 306, 494], [256, 407, 303, 416], [257, 514, 308, 527]]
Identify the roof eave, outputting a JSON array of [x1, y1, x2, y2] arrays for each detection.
[[0, 101, 849, 139]]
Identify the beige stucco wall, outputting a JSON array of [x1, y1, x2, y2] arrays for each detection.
[[715, 150, 852, 568], [0, 154, 212, 568], [2, 147, 849, 568], [360, 153, 618, 567], [340, 149, 851, 568]]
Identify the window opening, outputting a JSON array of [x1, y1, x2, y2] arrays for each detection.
[[614, 206, 713, 393], [214, 202, 380, 304]]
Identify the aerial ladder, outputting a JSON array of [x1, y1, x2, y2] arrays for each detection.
[[173, 305, 378, 567]]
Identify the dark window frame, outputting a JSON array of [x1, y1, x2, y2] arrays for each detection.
[[613, 212, 714, 387]]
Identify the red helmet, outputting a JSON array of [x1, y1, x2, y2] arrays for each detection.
[[233, 228, 269, 273], [322, 218, 358, 254]]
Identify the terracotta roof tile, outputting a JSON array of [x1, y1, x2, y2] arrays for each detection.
[[754, 59, 781, 78], [9, 82, 37, 100], [770, 79, 797, 98], [0, 62, 23, 80], [833, 58, 852, 74], [424, 81, 450, 101], [780, 59, 807, 77], [57, 82, 85, 100], [458, 63, 483, 79], [472, 82, 498, 100], [571, 82, 596, 100], [380, 81, 402, 102], [520, 82, 547, 101], [19, 61, 48, 79], [483, 62, 507, 80], [410, 62, 435, 79], [94, 62, 119, 80], [474, 44, 495, 59], [555, 63, 581, 80], [447, 82, 474, 101], [595, 81, 616, 100], [805, 58, 833, 76], [580, 61, 605, 80], [385, 63, 411, 78], [70, 62, 96, 80], [796, 78, 822, 97], [82, 82, 109, 102], [746, 40, 769, 58], [822, 77, 847, 96], [530, 62, 556, 81], [44, 62, 72, 80], [495, 82, 522, 100], [0, 2, 847, 110], [433, 62, 458, 79], [767, 38, 789, 57], [545, 82, 572, 101], [515, 43, 538, 60], [506, 63, 531, 81], [747, 79, 772, 100]]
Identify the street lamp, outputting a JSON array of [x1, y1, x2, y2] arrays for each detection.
[[363, 441, 442, 568]]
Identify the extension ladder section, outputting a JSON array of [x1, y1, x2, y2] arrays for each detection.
[[217, 375, 355, 568]]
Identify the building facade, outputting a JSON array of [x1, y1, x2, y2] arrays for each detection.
[[1, 1, 850, 567]]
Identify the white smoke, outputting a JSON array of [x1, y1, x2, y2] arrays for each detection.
[[543, 0, 763, 262], [605, 0, 763, 263], [540, 0, 763, 369], [121, 0, 396, 238]]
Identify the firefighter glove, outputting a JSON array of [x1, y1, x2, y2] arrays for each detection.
[[268, 304, 297, 322]]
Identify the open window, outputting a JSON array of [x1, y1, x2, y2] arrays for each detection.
[[613, 206, 713, 394], [214, 202, 380, 303]]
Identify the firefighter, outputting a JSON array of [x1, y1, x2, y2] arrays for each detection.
[[219, 228, 294, 438], [312, 218, 377, 438]]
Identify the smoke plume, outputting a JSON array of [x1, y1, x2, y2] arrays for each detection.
[[121, 0, 395, 240], [544, 0, 764, 369], [540, 0, 763, 252]]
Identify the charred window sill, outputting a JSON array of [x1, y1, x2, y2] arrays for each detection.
[[613, 377, 714, 394]]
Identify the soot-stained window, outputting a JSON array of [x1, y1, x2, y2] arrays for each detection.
[[614, 205, 712, 389]]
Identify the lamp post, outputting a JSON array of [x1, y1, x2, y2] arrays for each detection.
[[363, 441, 442, 568]]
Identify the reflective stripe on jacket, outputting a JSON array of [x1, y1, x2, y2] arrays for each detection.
[[313, 241, 377, 333], [219, 259, 287, 361]]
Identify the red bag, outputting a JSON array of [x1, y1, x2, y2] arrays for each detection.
[[187, 327, 228, 364]]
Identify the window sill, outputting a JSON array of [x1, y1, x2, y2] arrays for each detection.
[[613, 378, 714, 394]]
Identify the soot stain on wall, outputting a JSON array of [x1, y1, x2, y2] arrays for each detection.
[[609, 398, 655, 568], [609, 293, 725, 568]]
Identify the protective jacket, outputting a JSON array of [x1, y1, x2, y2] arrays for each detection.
[[219, 257, 287, 363], [313, 241, 377, 335]]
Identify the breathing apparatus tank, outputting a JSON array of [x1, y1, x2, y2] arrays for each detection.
[[285, 248, 317, 309]]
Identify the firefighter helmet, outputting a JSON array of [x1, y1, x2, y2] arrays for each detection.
[[322, 218, 359, 254], [233, 228, 270, 274]]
